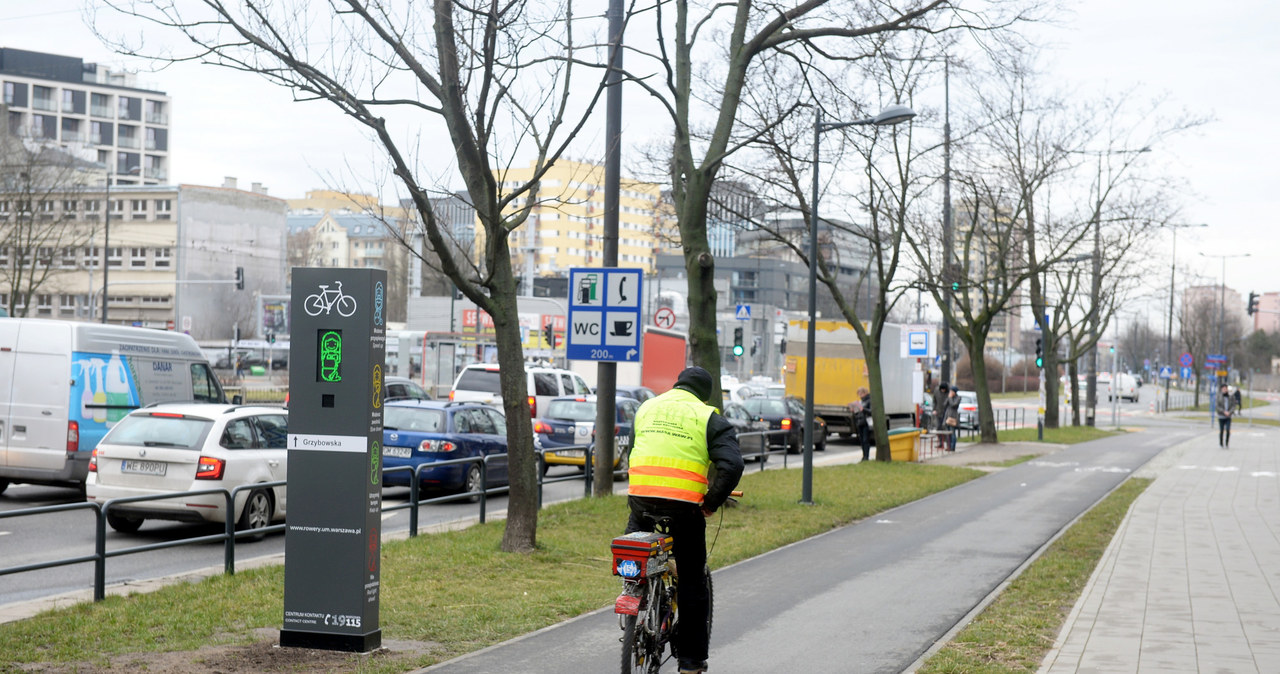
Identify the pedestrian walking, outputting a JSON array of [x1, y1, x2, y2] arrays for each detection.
[[1217, 383, 1236, 448], [943, 386, 960, 451], [854, 387, 872, 461]]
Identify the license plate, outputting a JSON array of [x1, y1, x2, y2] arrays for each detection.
[[555, 449, 584, 458], [383, 446, 413, 459], [121, 459, 166, 476]]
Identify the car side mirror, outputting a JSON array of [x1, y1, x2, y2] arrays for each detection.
[[232, 394, 244, 405]]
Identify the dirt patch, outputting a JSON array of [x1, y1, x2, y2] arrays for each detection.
[[12, 629, 439, 673]]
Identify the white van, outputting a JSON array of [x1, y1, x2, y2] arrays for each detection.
[[449, 363, 591, 418], [1107, 373, 1139, 402], [0, 319, 229, 493]]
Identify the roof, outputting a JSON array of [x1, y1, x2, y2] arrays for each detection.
[[286, 211, 396, 238]]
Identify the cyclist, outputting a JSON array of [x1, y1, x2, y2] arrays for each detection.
[[625, 366, 744, 674]]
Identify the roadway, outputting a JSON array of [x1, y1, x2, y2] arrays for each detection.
[[0, 440, 871, 611], [420, 420, 1204, 673]]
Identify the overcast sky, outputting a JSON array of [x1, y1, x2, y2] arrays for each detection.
[[4, 1, 1276, 331]]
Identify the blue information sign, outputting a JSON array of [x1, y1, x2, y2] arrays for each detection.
[[1159, 366, 1173, 379], [1180, 366, 1192, 380], [566, 267, 643, 362]]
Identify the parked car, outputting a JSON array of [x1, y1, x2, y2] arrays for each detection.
[[1107, 373, 1139, 402], [85, 404, 288, 537], [384, 376, 431, 402], [722, 402, 770, 459], [534, 395, 640, 473], [449, 363, 591, 418], [380, 401, 508, 498], [615, 385, 657, 403], [740, 397, 827, 453], [958, 390, 979, 430], [0, 319, 230, 495]]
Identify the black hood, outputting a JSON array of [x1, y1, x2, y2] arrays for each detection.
[[673, 366, 715, 404]]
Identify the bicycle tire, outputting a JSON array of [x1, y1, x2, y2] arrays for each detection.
[[621, 611, 662, 674], [303, 294, 325, 316], [336, 294, 357, 317]]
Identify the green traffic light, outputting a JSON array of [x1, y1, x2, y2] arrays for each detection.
[[733, 345, 744, 357], [951, 282, 959, 291], [1035, 357, 1043, 368]]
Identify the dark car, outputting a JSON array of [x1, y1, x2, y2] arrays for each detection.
[[380, 401, 508, 498], [385, 376, 432, 402], [533, 395, 640, 472], [722, 402, 770, 459], [740, 397, 827, 453], [615, 385, 657, 404]]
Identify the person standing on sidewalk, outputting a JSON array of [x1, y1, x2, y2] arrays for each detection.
[[1217, 382, 1237, 448], [943, 386, 961, 451], [854, 387, 872, 461]]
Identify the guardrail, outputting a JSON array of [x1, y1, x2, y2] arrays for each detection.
[[0, 429, 795, 603], [1, 481, 285, 601]]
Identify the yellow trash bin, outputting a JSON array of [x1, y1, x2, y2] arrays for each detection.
[[886, 428, 922, 462]]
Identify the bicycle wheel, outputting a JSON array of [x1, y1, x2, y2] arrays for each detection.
[[336, 294, 357, 317], [303, 294, 325, 316], [621, 612, 662, 674]]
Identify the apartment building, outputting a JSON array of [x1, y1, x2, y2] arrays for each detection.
[[286, 206, 409, 322], [1254, 292, 1280, 334], [0, 180, 286, 339], [1, 48, 170, 184], [495, 159, 668, 276]]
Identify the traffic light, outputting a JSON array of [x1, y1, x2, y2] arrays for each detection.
[[732, 326, 744, 357], [1109, 344, 1115, 354], [234, 266, 245, 290], [951, 280, 960, 292], [267, 333, 275, 344], [543, 323, 555, 348], [1035, 338, 1043, 369], [1247, 291, 1259, 316]]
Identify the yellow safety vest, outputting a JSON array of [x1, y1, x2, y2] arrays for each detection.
[[628, 388, 713, 504]]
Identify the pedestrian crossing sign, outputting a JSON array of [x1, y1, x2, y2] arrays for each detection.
[[735, 304, 751, 320]]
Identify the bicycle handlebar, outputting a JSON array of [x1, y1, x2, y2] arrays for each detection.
[[730, 490, 743, 497]]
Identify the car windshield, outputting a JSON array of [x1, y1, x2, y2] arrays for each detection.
[[742, 399, 787, 417], [103, 414, 213, 449], [545, 399, 596, 422], [455, 368, 502, 393], [384, 407, 447, 432], [960, 394, 977, 405]]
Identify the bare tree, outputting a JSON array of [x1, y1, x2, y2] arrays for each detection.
[[618, 0, 1022, 389], [1180, 290, 1218, 408], [0, 131, 100, 316], [98, 0, 613, 552]]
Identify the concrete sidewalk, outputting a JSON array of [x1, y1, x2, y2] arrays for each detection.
[[1040, 424, 1280, 673]]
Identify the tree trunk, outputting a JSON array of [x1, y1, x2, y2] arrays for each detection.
[[969, 340, 998, 443], [1068, 361, 1082, 426], [861, 332, 892, 462], [487, 247, 538, 553], [1042, 333, 1060, 429], [677, 174, 722, 389]]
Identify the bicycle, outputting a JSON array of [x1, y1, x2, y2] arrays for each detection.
[[612, 491, 740, 673], [304, 281, 358, 317]]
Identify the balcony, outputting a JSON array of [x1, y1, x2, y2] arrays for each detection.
[[118, 135, 140, 149], [32, 97, 56, 112], [146, 112, 167, 125], [62, 132, 84, 144], [147, 168, 168, 182], [91, 105, 112, 118]]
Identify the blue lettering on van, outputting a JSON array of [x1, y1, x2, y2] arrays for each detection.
[[152, 361, 173, 372]]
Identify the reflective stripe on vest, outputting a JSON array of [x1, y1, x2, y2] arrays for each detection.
[[628, 388, 713, 504]]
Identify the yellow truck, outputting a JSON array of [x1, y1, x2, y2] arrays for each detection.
[[783, 320, 917, 438]]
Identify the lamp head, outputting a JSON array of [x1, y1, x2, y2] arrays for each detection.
[[872, 104, 916, 126]]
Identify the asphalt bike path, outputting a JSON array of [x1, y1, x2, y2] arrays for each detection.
[[422, 425, 1198, 673]]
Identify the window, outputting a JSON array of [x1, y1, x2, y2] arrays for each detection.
[[130, 247, 147, 268], [90, 120, 110, 145], [118, 96, 140, 120], [59, 295, 76, 314], [110, 200, 124, 219], [0, 247, 8, 267], [36, 246, 53, 268], [62, 200, 78, 213], [131, 199, 147, 215], [32, 114, 56, 139], [117, 124, 139, 149], [3, 82, 15, 106], [191, 364, 222, 403], [91, 92, 111, 118], [84, 246, 100, 268], [145, 99, 167, 125], [83, 199, 99, 214], [155, 199, 171, 213], [107, 246, 122, 268], [38, 201, 54, 213], [533, 372, 559, 396], [62, 89, 75, 112], [252, 415, 288, 449], [220, 418, 256, 449], [36, 294, 52, 315], [59, 247, 76, 268], [154, 248, 171, 268], [32, 85, 54, 111]]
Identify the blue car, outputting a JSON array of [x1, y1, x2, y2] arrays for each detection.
[[381, 401, 508, 497], [533, 395, 640, 472]]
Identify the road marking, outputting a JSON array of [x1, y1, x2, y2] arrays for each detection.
[[0, 531, 10, 537], [1252, 472, 1277, 478], [875, 519, 895, 524]]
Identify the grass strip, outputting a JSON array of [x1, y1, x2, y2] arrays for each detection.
[[0, 460, 981, 672], [961, 426, 1119, 445], [917, 477, 1150, 674]]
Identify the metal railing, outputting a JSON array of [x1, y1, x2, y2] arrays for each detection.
[[0, 431, 793, 603], [1, 481, 284, 601]]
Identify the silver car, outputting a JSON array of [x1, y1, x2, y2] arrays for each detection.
[[86, 403, 288, 536]]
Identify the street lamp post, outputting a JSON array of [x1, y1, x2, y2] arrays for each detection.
[[1162, 223, 1208, 411], [1198, 251, 1250, 423], [804, 104, 915, 504]]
